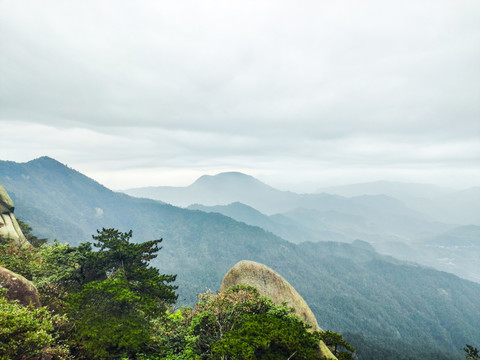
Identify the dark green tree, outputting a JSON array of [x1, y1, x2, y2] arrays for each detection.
[[319, 330, 355, 360], [88, 228, 177, 313], [37, 240, 92, 310], [67, 228, 177, 359], [67, 270, 151, 359]]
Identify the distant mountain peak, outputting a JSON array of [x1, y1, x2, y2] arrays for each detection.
[[197, 171, 255, 180], [27, 156, 68, 170], [191, 172, 264, 187], [28, 156, 59, 163], [215, 171, 252, 177]]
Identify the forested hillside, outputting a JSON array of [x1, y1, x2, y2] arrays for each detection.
[[1, 157, 479, 359], [2, 226, 344, 359]]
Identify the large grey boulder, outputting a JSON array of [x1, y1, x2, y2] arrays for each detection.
[[0, 184, 29, 247], [0, 185, 39, 307], [220, 260, 337, 359], [0, 265, 40, 307]]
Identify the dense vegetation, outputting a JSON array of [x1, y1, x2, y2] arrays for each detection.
[[1, 157, 480, 359], [0, 226, 353, 360]]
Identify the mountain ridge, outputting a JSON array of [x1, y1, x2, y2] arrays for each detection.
[[1, 157, 479, 359], [124, 170, 453, 244], [317, 180, 479, 226], [317, 180, 454, 200]]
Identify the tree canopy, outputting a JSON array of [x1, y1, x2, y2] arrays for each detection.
[[0, 224, 356, 360]]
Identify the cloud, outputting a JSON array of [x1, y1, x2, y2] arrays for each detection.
[[0, 0, 479, 190]]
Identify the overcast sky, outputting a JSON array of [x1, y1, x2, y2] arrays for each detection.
[[1, 0, 479, 191]]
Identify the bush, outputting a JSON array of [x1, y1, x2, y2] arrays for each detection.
[[0, 294, 70, 360], [154, 285, 324, 360]]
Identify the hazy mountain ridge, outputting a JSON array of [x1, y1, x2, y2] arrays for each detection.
[[126, 172, 453, 242], [129, 171, 479, 283], [125, 171, 299, 214], [318, 181, 454, 200], [187, 202, 350, 244], [1, 157, 479, 359], [318, 181, 479, 226]]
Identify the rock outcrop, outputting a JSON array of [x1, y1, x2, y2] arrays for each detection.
[[221, 260, 321, 330], [0, 265, 40, 307], [0, 184, 29, 247], [0, 185, 38, 306], [220, 260, 337, 359]]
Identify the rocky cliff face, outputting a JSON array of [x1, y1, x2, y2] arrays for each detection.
[[0, 184, 29, 247], [220, 260, 337, 359], [0, 184, 39, 307]]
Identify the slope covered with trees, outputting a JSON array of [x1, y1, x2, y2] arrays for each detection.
[[0, 227, 345, 360], [1, 157, 479, 359]]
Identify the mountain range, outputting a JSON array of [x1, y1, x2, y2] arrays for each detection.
[[318, 181, 480, 225], [126, 174, 479, 226], [126, 172, 479, 283], [125, 171, 456, 241], [1, 156, 479, 360]]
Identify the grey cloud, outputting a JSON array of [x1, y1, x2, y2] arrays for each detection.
[[1, 0, 479, 189]]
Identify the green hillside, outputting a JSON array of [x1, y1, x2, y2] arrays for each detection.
[[1, 157, 479, 359], [188, 202, 349, 243]]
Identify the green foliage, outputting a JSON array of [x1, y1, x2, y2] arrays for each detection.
[[36, 241, 91, 310], [210, 312, 321, 359], [0, 233, 42, 280], [87, 228, 178, 315], [145, 285, 327, 359], [151, 308, 198, 360], [0, 233, 90, 311], [190, 285, 274, 356], [4, 212, 473, 359], [319, 330, 355, 359], [65, 228, 177, 359], [0, 221, 359, 360], [3, 157, 480, 360], [67, 271, 151, 359], [1, 223, 180, 360], [465, 345, 480, 360], [177, 286, 323, 360], [0, 226, 88, 307], [0, 294, 70, 360]]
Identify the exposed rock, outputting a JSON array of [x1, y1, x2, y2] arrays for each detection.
[[0, 184, 30, 247], [0, 265, 40, 307], [221, 260, 321, 330], [0, 184, 15, 213], [220, 260, 337, 359]]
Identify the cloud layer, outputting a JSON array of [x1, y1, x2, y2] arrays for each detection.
[[1, 1, 479, 190]]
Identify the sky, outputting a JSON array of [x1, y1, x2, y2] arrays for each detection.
[[1, 0, 479, 192]]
